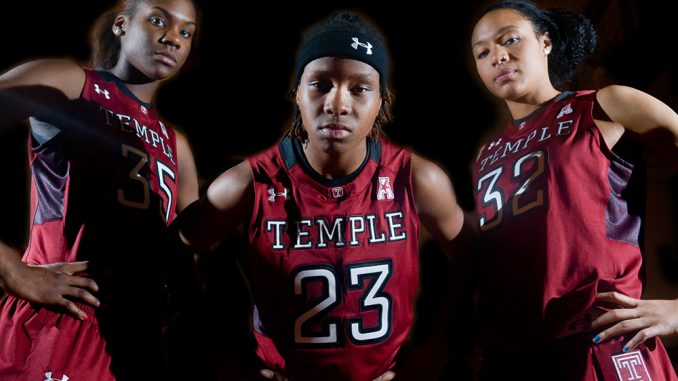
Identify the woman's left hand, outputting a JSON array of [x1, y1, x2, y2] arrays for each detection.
[[592, 292, 678, 351]]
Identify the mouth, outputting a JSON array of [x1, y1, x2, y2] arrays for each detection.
[[154, 51, 178, 67], [319, 123, 351, 139], [494, 69, 518, 84]]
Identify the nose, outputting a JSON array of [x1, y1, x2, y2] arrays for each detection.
[[324, 87, 350, 116], [159, 29, 181, 49], [491, 46, 509, 65]]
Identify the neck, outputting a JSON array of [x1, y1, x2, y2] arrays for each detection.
[[108, 64, 160, 104], [303, 140, 368, 179], [506, 86, 560, 120]]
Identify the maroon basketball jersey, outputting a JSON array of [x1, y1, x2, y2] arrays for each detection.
[[24, 69, 178, 283], [246, 137, 419, 381], [472, 91, 645, 349]]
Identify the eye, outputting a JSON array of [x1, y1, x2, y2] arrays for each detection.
[[502, 36, 520, 45], [476, 49, 489, 59], [351, 85, 372, 95], [149, 16, 166, 27], [180, 29, 193, 39], [309, 81, 332, 93]]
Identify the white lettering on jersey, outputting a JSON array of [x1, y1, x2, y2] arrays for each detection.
[[264, 211, 406, 250], [479, 119, 574, 172], [98, 106, 176, 165]]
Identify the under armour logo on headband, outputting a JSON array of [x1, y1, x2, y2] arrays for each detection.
[[351, 38, 373, 55]]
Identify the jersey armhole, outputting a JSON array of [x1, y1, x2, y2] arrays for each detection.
[[589, 92, 640, 168]]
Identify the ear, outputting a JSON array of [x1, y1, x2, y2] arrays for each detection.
[[541, 32, 552, 55], [112, 15, 127, 36], [295, 87, 301, 107]]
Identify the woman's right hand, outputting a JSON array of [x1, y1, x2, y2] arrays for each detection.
[[4, 260, 100, 320]]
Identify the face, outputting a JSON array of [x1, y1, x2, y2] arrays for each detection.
[[471, 9, 552, 101], [116, 0, 196, 80], [296, 57, 382, 153]]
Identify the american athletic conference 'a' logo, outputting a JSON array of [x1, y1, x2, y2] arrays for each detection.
[[612, 351, 652, 381], [350, 37, 373, 55], [377, 177, 394, 200], [45, 372, 69, 381]]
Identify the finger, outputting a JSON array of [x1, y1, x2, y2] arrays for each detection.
[[64, 286, 100, 308], [61, 299, 86, 320], [596, 292, 639, 308], [593, 318, 645, 344], [592, 308, 639, 329], [260, 369, 275, 380], [60, 261, 90, 275], [625, 327, 661, 353], [374, 371, 396, 381], [68, 275, 100, 293]]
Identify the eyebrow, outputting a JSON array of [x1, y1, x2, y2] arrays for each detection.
[[151, 6, 196, 26], [472, 25, 517, 48]]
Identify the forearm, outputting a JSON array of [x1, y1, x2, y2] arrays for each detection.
[[0, 86, 70, 132], [0, 241, 23, 291]]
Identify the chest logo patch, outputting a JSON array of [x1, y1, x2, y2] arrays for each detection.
[[377, 177, 394, 200], [612, 351, 652, 381]]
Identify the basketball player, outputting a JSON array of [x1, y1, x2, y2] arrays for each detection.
[[175, 11, 472, 381], [470, 0, 678, 379], [0, 0, 199, 379]]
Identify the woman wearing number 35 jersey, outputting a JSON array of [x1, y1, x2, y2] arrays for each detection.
[[0, 0, 199, 379], [175, 11, 473, 381]]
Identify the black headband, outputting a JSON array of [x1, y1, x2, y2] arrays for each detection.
[[294, 30, 390, 93]]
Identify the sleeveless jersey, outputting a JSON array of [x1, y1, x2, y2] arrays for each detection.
[[24, 69, 179, 298], [246, 137, 419, 381], [472, 91, 646, 349]]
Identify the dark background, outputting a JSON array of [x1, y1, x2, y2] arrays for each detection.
[[3, 0, 677, 240], [2, 0, 678, 378]]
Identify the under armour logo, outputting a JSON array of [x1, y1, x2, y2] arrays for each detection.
[[140, 105, 148, 115], [331, 187, 344, 198], [557, 103, 573, 119], [351, 37, 373, 55], [488, 138, 502, 150], [159, 121, 169, 139], [377, 177, 394, 200], [268, 188, 288, 202], [612, 351, 652, 381], [45, 372, 69, 381], [94, 84, 110, 100]]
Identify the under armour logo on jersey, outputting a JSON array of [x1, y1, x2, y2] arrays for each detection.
[[94, 84, 110, 100], [44, 372, 69, 381], [331, 187, 345, 198], [351, 37, 373, 55], [140, 105, 148, 115], [159, 121, 169, 139], [488, 138, 502, 150], [557, 103, 573, 119], [377, 177, 394, 200], [612, 351, 652, 381], [268, 188, 288, 202]]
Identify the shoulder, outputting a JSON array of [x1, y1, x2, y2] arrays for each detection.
[[411, 153, 450, 189], [206, 161, 253, 210], [0, 58, 85, 99]]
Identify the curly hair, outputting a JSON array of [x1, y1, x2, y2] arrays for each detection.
[[482, 0, 597, 88]]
